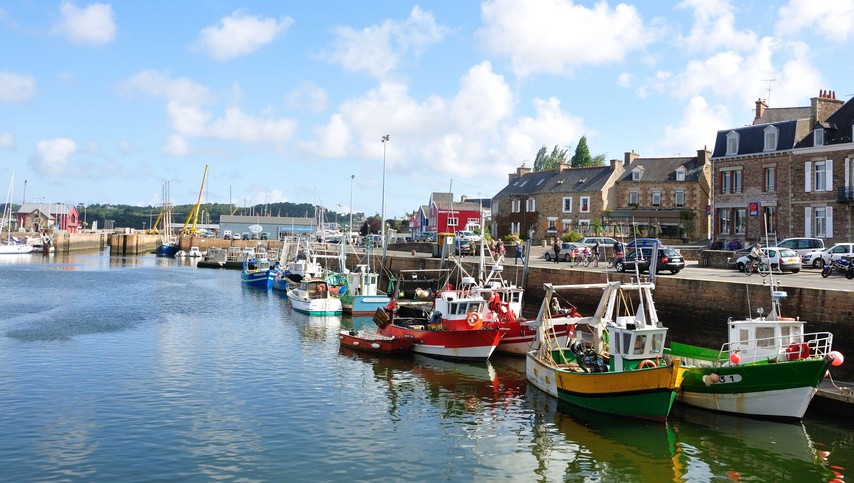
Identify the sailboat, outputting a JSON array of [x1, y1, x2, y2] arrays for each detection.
[[1, 171, 34, 255], [153, 180, 179, 257]]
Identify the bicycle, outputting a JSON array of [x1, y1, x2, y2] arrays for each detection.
[[744, 259, 771, 277], [574, 253, 591, 267], [607, 252, 624, 269]]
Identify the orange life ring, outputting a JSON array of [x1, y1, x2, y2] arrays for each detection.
[[466, 311, 482, 330], [317, 284, 327, 293], [638, 359, 657, 369]]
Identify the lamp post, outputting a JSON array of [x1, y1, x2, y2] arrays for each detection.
[[349, 174, 355, 247], [381, 134, 389, 257]]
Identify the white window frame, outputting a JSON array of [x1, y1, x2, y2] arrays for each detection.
[[511, 199, 520, 213], [726, 131, 739, 155], [675, 191, 685, 207], [809, 160, 833, 192], [763, 125, 779, 151], [734, 208, 746, 234], [810, 206, 833, 238], [632, 169, 642, 181], [733, 170, 743, 193], [562, 219, 571, 232], [721, 171, 731, 193], [510, 221, 520, 235], [447, 217, 458, 227], [815, 128, 824, 146], [676, 167, 686, 181], [651, 191, 661, 207], [629, 191, 639, 205], [580, 197, 590, 213], [547, 217, 557, 232], [526, 198, 536, 212], [718, 208, 730, 234], [562, 197, 573, 213], [764, 166, 776, 192]]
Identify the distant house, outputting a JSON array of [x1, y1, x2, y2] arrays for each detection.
[[409, 205, 429, 237], [710, 91, 844, 243], [491, 161, 624, 243], [16, 203, 80, 233], [428, 192, 483, 233], [611, 149, 712, 240]]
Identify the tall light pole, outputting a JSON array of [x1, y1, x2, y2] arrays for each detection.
[[349, 174, 355, 246], [381, 134, 389, 255]]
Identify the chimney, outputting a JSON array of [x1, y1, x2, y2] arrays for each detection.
[[623, 150, 639, 166], [509, 163, 532, 183], [697, 147, 711, 165], [811, 89, 844, 125], [753, 98, 768, 125], [557, 161, 570, 172], [460, 195, 468, 202]]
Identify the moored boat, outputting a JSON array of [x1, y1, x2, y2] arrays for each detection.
[[241, 257, 276, 290], [526, 281, 686, 421], [338, 264, 391, 316], [338, 329, 414, 355], [287, 278, 343, 315], [664, 280, 843, 420]]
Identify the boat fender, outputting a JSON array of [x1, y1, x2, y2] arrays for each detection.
[[430, 311, 442, 324], [638, 359, 657, 369], [785, 342, 810, 361], [466, 311, 482, 330]]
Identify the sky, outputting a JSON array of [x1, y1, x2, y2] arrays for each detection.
[[2, 0, 853, 220]]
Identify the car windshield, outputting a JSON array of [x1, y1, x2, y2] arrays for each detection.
[[779, 249, 798, 257]]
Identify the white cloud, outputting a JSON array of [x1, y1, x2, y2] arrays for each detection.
[[675, 0, 758, 52], [53, 1, 116, 45], [450, 61, 513, 132], [194, 10, 293, 61], [162, 135, 189, 156], [166, 102, 297, 144], [0, 71, 37, 103], [121, 70, 213, 105], [286, 82, 328, 112], [302, 114, 352, 157], [29, 138, 77, 176], [166, 102, 211, 137], [501, 97, 587, 167], [320, 6, 449, 79], [659, 96, 730, 155], [0, 131, 15, 150], [117, 140, 135, 154], [477, 0, 658, 77], [776, 0, 854, 41]]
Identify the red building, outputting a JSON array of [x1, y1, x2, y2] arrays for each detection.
[[428, 192, 483, 233], [17, 203, 80, 233]]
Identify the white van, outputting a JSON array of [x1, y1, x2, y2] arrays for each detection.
[[776, 237, 825, 257], [223, 230, 233, 240]]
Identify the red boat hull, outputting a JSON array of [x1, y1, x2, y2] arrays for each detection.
[[380, 324, 503, 362], [338, 330, 414, 355]]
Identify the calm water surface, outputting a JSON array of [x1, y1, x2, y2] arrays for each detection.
[[0, 252, 851, 482]]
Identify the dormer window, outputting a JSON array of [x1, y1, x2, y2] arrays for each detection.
[[631, 167, 644, 181], [815, 128, 824, 146], [763, 125, 779, 151], [675, 167, 686, 181], [726, 131, 739, 155]]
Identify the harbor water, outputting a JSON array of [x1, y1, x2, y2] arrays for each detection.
[[0, 252, 851, 482]]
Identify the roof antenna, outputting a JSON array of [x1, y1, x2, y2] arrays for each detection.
[[760, 77, 776, 105]]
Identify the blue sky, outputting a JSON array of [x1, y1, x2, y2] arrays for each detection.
[[2, 0, 853, 219]]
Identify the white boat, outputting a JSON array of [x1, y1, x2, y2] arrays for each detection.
[[187, 246, 203, 257], [287, 278, 343, 315], [1, 172, 34, 255]]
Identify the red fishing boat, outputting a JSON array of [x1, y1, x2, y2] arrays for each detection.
[[338, 329, 415, 355]]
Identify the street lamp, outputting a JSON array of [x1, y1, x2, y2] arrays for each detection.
[[349, 174, 355, 247], [381, 134, 389, 256]]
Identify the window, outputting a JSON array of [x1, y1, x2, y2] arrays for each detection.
[[814, 207, 827, 237], [632, 169, 643, 181], [726, 131, 739, 155], [763, 125, 778, 151], [675, 191, 685, 207], [815, 128, 824, 146], [809, 160, 833, 192], [805, 206, 834, 238], [580, 197, 590, 213], [629, 191, 639, 205], [511, 200, 520, 213], [764, 206, 777, 234], [718, 208, 730, 234], [675, 167, 686, 181], [721, 171, 731, 193], [447, 217, 458, 227], [510, 222, 520, 234], [526, 198, 536, 212], [733, 170, 742, 193], [815, 161, 827, 192], [562, 219, 571, 232], [734, 208, 746, 234], [764, 166, 776, 192], [547, 218, 557, 232], [562, 197, 573, 212], [651, 191, 661, 207]]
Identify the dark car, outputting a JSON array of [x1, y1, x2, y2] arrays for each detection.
[[614, 247, 685, 274]]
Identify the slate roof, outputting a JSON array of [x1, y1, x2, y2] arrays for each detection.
[[711, 119, 808, 158], [494, 165, 613, 197], [430, 192, 453, 204], [794, 97, 854, 148], [17, 203, 73, 215], [755, 106, 811, 124], [619, 156, 704, 182]]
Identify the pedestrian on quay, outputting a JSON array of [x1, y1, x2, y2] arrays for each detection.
[[592, 241, 601, 268], [498, 241, 506, 258], [515, 240, 522, 265], [553, 240, 561, 264]]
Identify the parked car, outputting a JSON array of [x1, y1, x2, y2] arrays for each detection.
[[776, 237, 825, 257], [578, 236, 618, 247], [241, 232, 250, 240], [734, 247, 801, 273], [455, 230, 480, 243], [454, 239, 475, 256], [544, 242, 585, 262], [802, 243, 854, 269], [613, 246, 685, 274], [625, 238, 663, 250]]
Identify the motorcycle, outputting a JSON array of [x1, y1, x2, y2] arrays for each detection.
[[820, 257, 854, 279]]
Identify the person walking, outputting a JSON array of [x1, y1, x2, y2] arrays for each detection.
[[592, 241, 601, 268], [553, 240, 561, 264], [515, 240, 522, 265]]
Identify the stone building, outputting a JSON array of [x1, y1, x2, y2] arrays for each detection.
[[610, 149, 712, 241], [710, 91, 846, 244], [491, 161, 624, 243]]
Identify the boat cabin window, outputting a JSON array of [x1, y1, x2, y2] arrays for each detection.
[[756, 327, 775, 347], [633, 334, 648, 355], [739, 329, 749, 344], [650, 333, 663, 353], [510, 292, 521, 304]]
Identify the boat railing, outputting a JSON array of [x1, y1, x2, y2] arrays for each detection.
[[719, 331, 834, 364]]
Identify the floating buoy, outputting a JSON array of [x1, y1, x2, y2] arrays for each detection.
[[729, 353, 741, 365], [830, 351, 844, 367]]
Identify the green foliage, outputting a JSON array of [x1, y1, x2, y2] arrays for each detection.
[[567, 232, 582, 242], [591, 154, 607, 166], [533, 144, 569, 171], [592, 220, 603, 236], [504, 233, 520, 242], [571, 136, 593, 167]]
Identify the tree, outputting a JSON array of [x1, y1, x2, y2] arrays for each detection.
[[571, 136, 593, 167], [533, 144, 569, 171], [592, 154, 607, 166]]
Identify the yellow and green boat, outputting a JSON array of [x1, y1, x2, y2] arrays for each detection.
[[526, 281, 686, 421]]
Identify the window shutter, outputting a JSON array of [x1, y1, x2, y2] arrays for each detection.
[[845, 157, 850, 188], [804, 207, 812, 237], [825, 159, 833, 191], [804, 161, 812, 192], [827, 206, 833, 238]]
